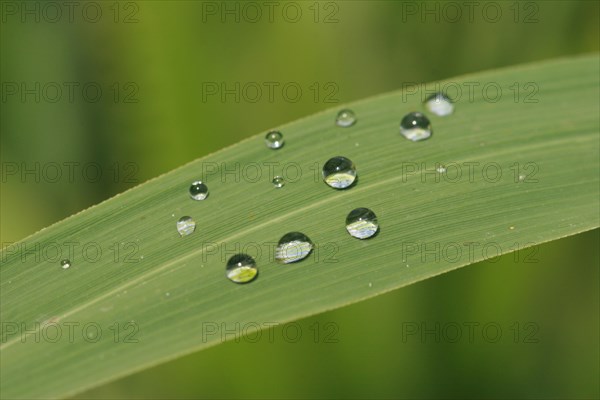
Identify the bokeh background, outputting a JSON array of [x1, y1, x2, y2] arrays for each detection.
[[1, 1, 598, 398]]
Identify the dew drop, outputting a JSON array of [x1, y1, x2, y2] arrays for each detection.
[[323, 156, 357, 189], [226, 254, 258, 284], [424, 92, 454, 116], [275, 232, 313, 264], [400, 112, 432, 141], [176, 216, 196, 236], [272, 176, 285, 188], [346, 208, 379, 239], [189, 181, 209, 200], [336, 109, 356, 127], [60, 259, 71, 269], [265, 130, 284, 149]]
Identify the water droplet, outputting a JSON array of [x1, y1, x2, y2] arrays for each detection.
[[436, 165, 447, 174], [272, 176, 285, 188], [323, 156, 357, 189], [424, 93, 454, 116], [518, 175, 525, 182], [275, 232, 313, 264], [336, 109, 356, 127], [509, 226, 515, 230], [176, 216, 196, 236], [346, 208, 379, 239], [400, 112, 432, 141], [265, 130, 284, 149], [368, 282, 372, 288], [226, 254, 258, 284], [60, 259, 71, 269], [189, 181, 209, 200]]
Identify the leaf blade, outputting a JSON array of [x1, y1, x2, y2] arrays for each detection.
[[1, 55, 599, 399]]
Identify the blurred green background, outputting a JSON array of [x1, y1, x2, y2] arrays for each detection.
[[1, 1, 598, 398]]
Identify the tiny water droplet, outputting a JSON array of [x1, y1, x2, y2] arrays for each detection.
[[368, 282, 372, 288], [346, 208, 379, 239], [336, 109, 356, 127], [265, 130, 284, 149], [400, 112, 432, 141], [518, 175, 525, 182], [61, 259, 71, 269], [275, 232, 313, 264], [165, 292, 170, 297], [226, 254, 258, 284], [436, 165, 447, 174], [323, 156, 357, 189], [509, 226, 515, 230], [272, 176, 285, 188], [176, 216, 196, 236], [424, 93, 454, 116], [189, 181, 209, 200]]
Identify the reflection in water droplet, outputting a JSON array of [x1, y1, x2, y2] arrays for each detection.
[[265, 131, 284, 149], [61, 259, 71, 269], [424, 93, 454, 116], [400, 112, 432, 141], [189, 181, 209, 200], [275, 232, 313, 264], [346, 208, 379, 239], [336, 109, 356, 127], [272, 176, 285, 188], [226, 254, 258, 283], [176, 216, 196, 236], [323, 156, 357, 189]]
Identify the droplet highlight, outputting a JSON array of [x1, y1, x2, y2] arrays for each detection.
[[226, 254, 258, 283], [189, 181, 209, 201], [265, 131, 284, 149], [346, 208, 379, 239], [424, 93, 454, 116], [272, 176, 285, 188], [60, 259, 71, 269], [275, 232, 313, 264], [336, 109, 356, 127], [322, 156, 357, 189], [400, 112, 432, 142], [176, 216, 196, 236]]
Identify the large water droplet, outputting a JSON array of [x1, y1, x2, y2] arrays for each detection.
[[323, 156, 357, 189], [226, 254, 258, 283], [346, 208, 379, 239], [336, 109, 356, 127], [61, 259, 71, 269], [275, 232, 313, 264], [272, 176, 285, 188], [424, 93, 454, 116], [265, 131, 284, 149], [189, 181, 209, 200], [400, 112, 432, 141], [176, 216, 196, 236]]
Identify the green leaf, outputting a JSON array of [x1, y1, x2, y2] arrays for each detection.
[[1, 55, 599, 399]]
